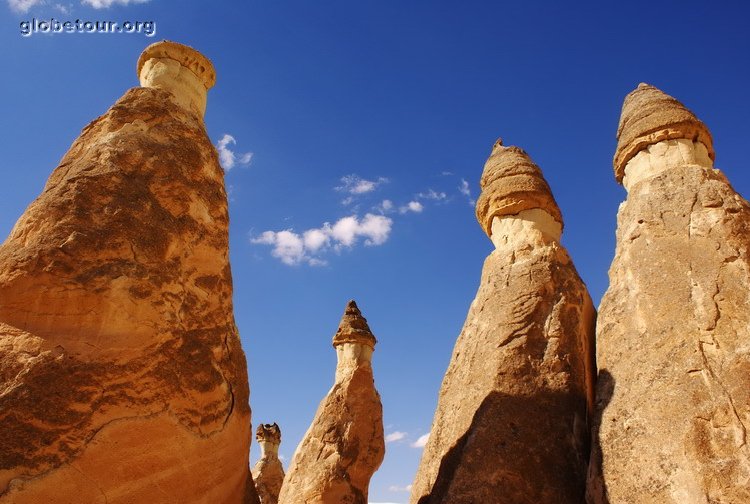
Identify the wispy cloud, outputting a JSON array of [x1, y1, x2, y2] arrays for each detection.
[[216, 134, 253, 171], [7, 0, 42, 12], [459, 179, 475, 206], [399, 201, 423, 214], [81, 0, 149, 8], [417, 189, 447, 201], [375, 199, 394, 214], [336, 174, 388, 205], [251, 214, 392, 266], [411, 433, 429, 448], [385, 431, 407, 443], [388, 484, 413, 493]]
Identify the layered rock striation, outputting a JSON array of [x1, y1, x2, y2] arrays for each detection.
[[588, 84, 750, 504], [252, 423, 285, 504], [278, 300, 384, 504], [410, 140, 596, 504], [0, 41, 258, 504]]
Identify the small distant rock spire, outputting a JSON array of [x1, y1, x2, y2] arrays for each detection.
[[474, 141, 563, 238], [279, 301, 384, 504], [332, 300, 377, 349], [253, 423, 284, 504], [613, 82, 714, 183]]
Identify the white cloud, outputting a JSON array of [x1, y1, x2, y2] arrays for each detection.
[[399, 201, 423, 214], [252, 230, 305, 266], [411, 433, 429, 448], [417, 189, 447, 201], [385, 431, 407, 443], [251, 214, 393, 266], [336, 175, 388, 204], [81, 0, 149, 8], [459, 178, 475, 206], [388, 484, 413, 493], [357, 214, 392, 245], [216, 134, 253, 171], [330, 216, 360, 247], [303, 228, 329, 253], [7, 0, 42, 12], [377, 199, 394, 213]]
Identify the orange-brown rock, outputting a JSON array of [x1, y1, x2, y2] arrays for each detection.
[[410, 140, 596, 504], [252, 423, 285, 504], [0, 41, 259, 504], [588, 84, 750, 504], [278, 301, 384, 504]]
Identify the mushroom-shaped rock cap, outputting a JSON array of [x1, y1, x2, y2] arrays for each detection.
[[256, 423, 281, 444], [137, 40, 216, 89], [332, 300, 377, 350], [614, 83, 714, 183], [475, 139, 563, 238]]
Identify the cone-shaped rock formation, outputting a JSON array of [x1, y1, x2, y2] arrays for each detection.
[[0, 41, 259, 504], [588, 84, 750, 503], [278, 300, 384, 504], [410, 140, 596, 504], [252, 423, 285, 504]]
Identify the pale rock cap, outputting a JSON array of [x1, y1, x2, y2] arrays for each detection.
[[256, 423, 281, 459], [256, 423, 281, 445], [614, 83, 714, 183], [137, 40, 216, 118], [475, 138, 563, 238], [332, 300, 377, 350]]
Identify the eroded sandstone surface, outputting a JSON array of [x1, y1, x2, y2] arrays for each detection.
[[278, 301, 384, 504], [252, 423, 285, 504], [0, 41, 259, 504], [410, 140, 596, 504], [588, 84, 750, 504]]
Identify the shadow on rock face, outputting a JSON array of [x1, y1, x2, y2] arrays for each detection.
[[585, 369, 615, 504], [416, 387, 592, 504]]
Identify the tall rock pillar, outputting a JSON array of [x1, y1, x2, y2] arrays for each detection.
[[278, 300, 385, 504], [0, 41, 259, 504], [410, 140, 596, 504], [588, 84, 750, 504], [252, 423, 285, 504]]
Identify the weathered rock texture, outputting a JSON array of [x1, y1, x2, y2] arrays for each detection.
[[0, 41, 259, 504], [252, 423, 285, 504], [588, 84, 750, 504], [278, 301, 384, 504], [410, 140, 596, 504]]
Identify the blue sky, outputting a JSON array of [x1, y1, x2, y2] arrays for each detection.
[[2, 1, 749, 502]]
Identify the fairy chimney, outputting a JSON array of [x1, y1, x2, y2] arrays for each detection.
[[410, 140, 595, 504], [588, 84, 750, 504], [0, 42, 259, 504], [252, 423, 285, 504], [278, 300, 385, 504]]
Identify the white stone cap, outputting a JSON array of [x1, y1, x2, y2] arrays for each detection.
[[137, 40, 216, 89], [490, 209, 562, 250], [335, 341, 373, 383], [137, 40, 215, 118], [622, 138, 714, 192]]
